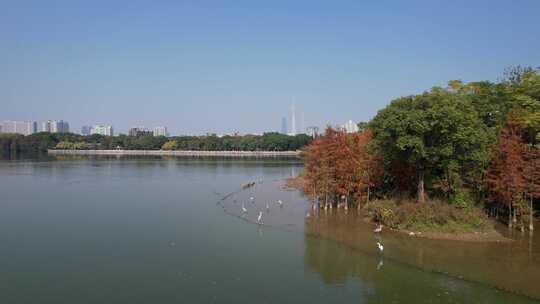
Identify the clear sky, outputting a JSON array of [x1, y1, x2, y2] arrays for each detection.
[[1, 1, 539, 135]]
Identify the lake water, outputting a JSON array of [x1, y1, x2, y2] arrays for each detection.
[[0, 156, 539, 303]]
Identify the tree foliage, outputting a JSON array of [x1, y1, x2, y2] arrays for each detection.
[[0, 132, 312, 155], [303, 128, 383, 208]]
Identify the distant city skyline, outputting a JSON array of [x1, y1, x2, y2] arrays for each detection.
[[2, 2, 539, 134]]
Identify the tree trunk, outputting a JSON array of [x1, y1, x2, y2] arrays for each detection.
[[530, 195, 534, 231], [417, 167, 425, 204], [509, 204, 513, 228]]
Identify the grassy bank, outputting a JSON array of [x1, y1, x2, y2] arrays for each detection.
[[364, 199, 491, 233]]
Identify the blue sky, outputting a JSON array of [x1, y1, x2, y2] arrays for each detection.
[[1, 1, 539, 135]]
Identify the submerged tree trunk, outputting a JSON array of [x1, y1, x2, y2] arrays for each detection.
[[417, 167, 425, 204], [530, 195, 534, 231], [509, 203, 513, 228]]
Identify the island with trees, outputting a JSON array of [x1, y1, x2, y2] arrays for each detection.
[[294, 66, 540, 240]]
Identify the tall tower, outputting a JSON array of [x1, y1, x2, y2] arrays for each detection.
[[290, 102, 296, 135], [300, 111, 305, 134]]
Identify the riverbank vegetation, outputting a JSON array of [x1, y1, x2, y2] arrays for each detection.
[[0, 132, 312, 155], [299, 66, 540, 233]]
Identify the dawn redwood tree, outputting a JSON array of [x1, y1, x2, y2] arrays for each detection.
[[346, 130, 383, 207], [303, 127, 383, 210], [334, 131, 356, 207], [487, 120, 526, 228]]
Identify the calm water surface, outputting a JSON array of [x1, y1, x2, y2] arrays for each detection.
[[0, 156, 538, 303]]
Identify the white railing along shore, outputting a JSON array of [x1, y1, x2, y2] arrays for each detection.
[[48, 149, 301, 157]]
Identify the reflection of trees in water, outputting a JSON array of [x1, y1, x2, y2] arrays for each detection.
[[304, 215, 538, 303]]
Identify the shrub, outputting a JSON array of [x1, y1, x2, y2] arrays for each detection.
[[365, 200, 399, 228], [161, 140, 178, 150]]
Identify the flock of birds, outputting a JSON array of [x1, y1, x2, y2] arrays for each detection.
[[240, 193, 385, 255], [240, 195, 284, 226]]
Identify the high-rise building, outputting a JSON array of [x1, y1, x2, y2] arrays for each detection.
[[90, 125, 114, 136], [0, 120, 37, 135], [129, 127, 152, 137], [340, 120, 359, 133], [81, 125, 92, 136], [306, 126, 319, 138], [153, 126, 168, 137], [42, 120, 69, 133], [281, 117, 287, 134]]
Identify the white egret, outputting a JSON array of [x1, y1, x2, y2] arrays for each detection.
[[277, 199, 283, 207], [377, 242, 384, 252], [242, 203, 247, 213], [257, 211, 263, 224], [377, 259, 384, 270], [374, 224, 383, 233]]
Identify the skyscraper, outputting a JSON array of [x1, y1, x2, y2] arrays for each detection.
[[90, 125, 114, 136], [153, 126, 168, 137], [81, 125, 92, 136], [0, 120, 37, 135], [306, 126, 319, 138], [129, 127, 152, 137], [42, 120, 69, 133], [340, 120, 359, 133], [281, 117, 287, 134]]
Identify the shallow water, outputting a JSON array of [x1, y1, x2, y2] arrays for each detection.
[[0, 157, 538, 303]]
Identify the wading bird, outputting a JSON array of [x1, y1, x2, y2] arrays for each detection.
[[377, 242, 384, 252], [374, 224, 383, 233], [277, 200, 283, 207], [257, 211, 263, 224], [242, 203, 247, 214], [266, 203, 270, 212]]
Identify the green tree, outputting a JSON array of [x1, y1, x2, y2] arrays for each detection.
[[162, 140, 178, 150], [370, 88, 491, 203]]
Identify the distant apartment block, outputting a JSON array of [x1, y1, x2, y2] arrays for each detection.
[[0, 120, 38, 135], [81, 125, 92, 136], [129, 127, 152, 137], [306, 126, 319, 138], [340, 120, 359, 133], [281, 117, 288, 134], [90, 125, 114, 136], [42, 120, 70, 133], [153, 126, 168, 137]]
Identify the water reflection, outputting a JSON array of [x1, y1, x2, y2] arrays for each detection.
[[304, 210, 540, 302]]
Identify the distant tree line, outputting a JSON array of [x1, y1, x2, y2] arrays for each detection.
[[0, 132, 312, 155]]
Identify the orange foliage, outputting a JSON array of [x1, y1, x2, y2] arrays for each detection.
[[303, 127, 383, 207], [487, 123, 526, 208]]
